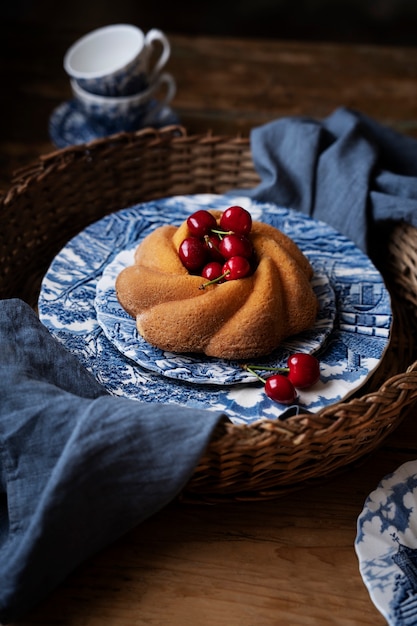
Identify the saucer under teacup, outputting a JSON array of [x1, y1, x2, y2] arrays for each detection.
[[49, 98, 180, 148]]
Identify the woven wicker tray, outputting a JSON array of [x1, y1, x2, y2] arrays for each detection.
[[2, 125, 417, 502]]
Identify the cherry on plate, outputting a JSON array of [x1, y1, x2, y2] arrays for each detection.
[[287, 353, 320, 389], [265, 374, 297, 405]]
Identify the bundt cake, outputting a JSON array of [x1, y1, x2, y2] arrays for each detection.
[[115, 207, 318, 360]]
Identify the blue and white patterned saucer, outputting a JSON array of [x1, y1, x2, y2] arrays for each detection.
[[49, 98, 180, 148], [38, 194, 392, 423], [356, 460, 417, 626]]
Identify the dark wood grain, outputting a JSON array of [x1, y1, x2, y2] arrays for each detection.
[[3, 16, 417, 625], [3, 23, 417, 188]]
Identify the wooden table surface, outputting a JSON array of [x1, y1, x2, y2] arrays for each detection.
[[3, 18, 417, 626]]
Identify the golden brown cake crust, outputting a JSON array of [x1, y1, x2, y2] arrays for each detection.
[[115, 212, 318, 359]]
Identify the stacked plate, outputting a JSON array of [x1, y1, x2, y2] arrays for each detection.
[[38, 194, 392, 425]]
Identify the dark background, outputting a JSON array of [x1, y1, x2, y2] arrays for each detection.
[[1, 0, 416, 186], [3, 0, 417, 46]]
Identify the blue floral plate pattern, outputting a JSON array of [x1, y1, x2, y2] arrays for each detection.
[[38, 194, 392, 424], [356, 460, 417, 625], [49, 98, 180, 148]]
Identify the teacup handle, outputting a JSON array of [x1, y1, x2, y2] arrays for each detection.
[[143, 73, 176, 120], [144, 29, 171, 80]]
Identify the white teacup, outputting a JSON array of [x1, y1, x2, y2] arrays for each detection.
[[71, 72, 176, 133], [64, 23, 171, 97]]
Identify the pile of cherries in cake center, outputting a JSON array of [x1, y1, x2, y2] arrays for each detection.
[[178, 206, 255, 287]]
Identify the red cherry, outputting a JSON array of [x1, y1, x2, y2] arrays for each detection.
[[219, 234, 253, 259], [204, 234, 224, 262], [287, 353, 320, 388], [265, 375, 297, 405], [220, 206, 252, 235], [222, 256, 251, 281], [179, 237, 208, 272], [187, 210, 217, 237], [201, 261, 224, 281]]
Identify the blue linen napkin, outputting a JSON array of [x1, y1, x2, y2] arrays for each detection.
[[0, 299, 225, 624], [241, 106, 417, 254]]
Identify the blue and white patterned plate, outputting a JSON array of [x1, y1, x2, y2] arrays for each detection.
[[355, 460, 417, 626], [49, 98, 180, 148], [95, 248, 334, 384], [38, 194, 392, 423]]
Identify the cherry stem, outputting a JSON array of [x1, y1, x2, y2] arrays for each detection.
[[211, 228, 232, 237], [204, 235, 222, 253], [199, 270, 230, 290], [242, 364, 267, 383], [245, 364, 290, 374], [243, 364, 292, 383]]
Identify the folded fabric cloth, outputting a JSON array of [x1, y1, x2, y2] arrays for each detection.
[[241, 106, 417, 254], [0, 299, 225, 624]]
